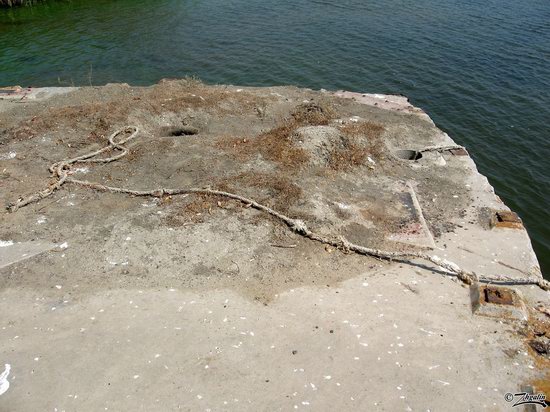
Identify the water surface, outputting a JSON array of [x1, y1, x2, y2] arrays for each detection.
[[1, 0, 549, 276]]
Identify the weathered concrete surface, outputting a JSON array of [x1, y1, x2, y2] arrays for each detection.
[[1, 275, 547, 412], [0, 81, 548, 411]]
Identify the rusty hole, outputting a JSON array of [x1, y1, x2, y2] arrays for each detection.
[[394, 149, 422, 161], [483, 287, 514, 305], [496, 211, 520, 223], [492, 210, 523, 229]]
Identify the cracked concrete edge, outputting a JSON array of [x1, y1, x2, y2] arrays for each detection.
[[332, 91, 543, 279]]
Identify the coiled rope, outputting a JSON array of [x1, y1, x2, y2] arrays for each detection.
[[7, 126, 550, 291]]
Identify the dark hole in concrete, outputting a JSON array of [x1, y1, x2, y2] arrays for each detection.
[[529, 339, 550, 356], [160, 126, 199, 137], [483, 287, 514, 305], [395, 149, 422, 161]]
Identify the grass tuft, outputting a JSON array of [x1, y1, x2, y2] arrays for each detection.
[[328, 121, 386, 171], [219, 101, 337, 170]]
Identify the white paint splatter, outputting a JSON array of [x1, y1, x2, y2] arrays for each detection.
[[0, 364, 11, 396]]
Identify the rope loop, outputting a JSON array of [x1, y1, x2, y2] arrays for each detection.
[[7, 126, 549, 292]]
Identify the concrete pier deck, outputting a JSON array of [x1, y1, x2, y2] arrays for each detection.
[[0, 81, 548, 411]]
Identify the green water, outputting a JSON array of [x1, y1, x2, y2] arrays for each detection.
[[1, 0, 549, 277]]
